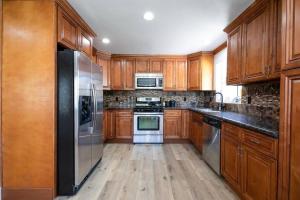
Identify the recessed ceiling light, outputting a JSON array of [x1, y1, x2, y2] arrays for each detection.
[[102, 38, 110, 44], [144, 11, 154, 21]]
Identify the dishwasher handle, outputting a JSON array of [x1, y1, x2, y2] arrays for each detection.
[[203, 116, 221, 129]]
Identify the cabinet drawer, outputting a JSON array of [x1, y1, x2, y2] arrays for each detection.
[[222, 122, 241, 141], [164, 110, 182, 117], [241, 129, 278, 158], [115, 110, 133, 117]]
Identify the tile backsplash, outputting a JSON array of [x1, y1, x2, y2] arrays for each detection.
[[104, 80, 280, 120]]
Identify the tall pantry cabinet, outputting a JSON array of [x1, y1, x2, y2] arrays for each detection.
[[278, 0, 300, 199]]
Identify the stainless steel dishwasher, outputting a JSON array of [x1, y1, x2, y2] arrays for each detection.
[[202, 116, 221, 175]]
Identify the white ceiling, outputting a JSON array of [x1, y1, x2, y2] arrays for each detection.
[[68, 0, 254, 54]]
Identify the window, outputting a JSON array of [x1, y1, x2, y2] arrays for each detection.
[[214, 48, 241, 103]]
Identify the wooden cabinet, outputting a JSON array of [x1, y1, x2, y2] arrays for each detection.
[[242, 2, 270, 83], [57, 3, 96, 58], [78, 28, 93, 57], [227, 26, 242, 85], [150, 59, 163, 73], [164, 110, 182, 139], [97, 53, 111, 90], [123, 59, 135, 90], [163, 59, 187, 91], [111, 59, 123, 90], [224, 0, 280, 84], [181, 110, 190, 139], [221, 122, 278, 199], [278, 68, 300, 200], [242, 146, 277, 200], [104, 110, 115, 140], [190, 112, 203, 153], [135, 59, 149, 73], [57, 6, 77, 49], [115, 110, 133, 139], [281, 0, 300, 69], [175, 59, 187, 90], [187, 53, 213, 90], [111, 58, 135, 90]]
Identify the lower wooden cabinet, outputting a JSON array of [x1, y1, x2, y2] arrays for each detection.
[[242, 146, 277, 200], [221, 122, 278, 200], [181, 110, 190, 139], [190, 112, 203, 153], [164, 110, 182, 139], [115, 110, 133, 139], [103, 110, 115, 140], [104, 109, 133, 140], [221, 135, 242, 194]]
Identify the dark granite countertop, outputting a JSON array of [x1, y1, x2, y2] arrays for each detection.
[[104, 105, 279, 138]]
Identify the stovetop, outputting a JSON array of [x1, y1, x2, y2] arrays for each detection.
[[134, 105, 163, 113]]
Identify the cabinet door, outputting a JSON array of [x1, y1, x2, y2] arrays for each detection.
[[188, 58, 201, 90], [163, 59, 176, 90], [164, 116, 182, 139], [98, 58, 110, 90], [123, 59, 135, 90], [136, 59, 149, 73], [150, 59, 163, 73], [282, 0, 300, 69], [241, 146, 277, 200], [227, 26, 242, 85], [175, 59, 187, 91], [111, 59, 123, 90], [115, 111, 133, 139], [57, 7, 77, 49], [104, 110, 115, 139], [181, 110, 190, 139], [221, 135, 242, 194], [195, 122, 203, 153], [279, 68, 300, 200], [78, 28, 93, 58], [242, 3, 270, 83]]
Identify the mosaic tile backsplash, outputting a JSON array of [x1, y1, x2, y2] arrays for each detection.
[[104, 80, 280, 120]]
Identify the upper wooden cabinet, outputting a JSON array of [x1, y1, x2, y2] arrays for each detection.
[[123, 59, 135, 90], [111, 58, 135, 90], [57, 6, 77, 50], [97, 51, 111, 90], [135, 58, 149, 73], [150, 59, 163, 73], [278, 68, 300, 199], [163, 58, 187, 91], [242, 2, 271, 83], [78, 28, 93, 57], [224, 0, 281, 84], [282, 0, 300, 69], [135, 58, 163, 73], [227, 26, 242, 85], [56, 0, 96, 58], [187, 53, 213, 90], [111, 59, 123, 90]]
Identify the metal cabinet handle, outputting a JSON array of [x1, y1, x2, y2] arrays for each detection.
[[249, 138, 260, 145]]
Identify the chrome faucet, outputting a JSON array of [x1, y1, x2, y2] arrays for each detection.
[[214, 92, 224, 111]]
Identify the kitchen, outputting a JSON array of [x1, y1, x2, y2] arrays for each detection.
[[1, 0, 299, 200]]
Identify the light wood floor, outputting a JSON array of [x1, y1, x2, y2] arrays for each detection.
[[57, 143, 239, 200]]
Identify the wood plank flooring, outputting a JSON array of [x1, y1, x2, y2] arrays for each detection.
[[57, 143, 238, 200]]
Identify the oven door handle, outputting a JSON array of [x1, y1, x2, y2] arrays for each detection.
[[134, 112, 164, 115]]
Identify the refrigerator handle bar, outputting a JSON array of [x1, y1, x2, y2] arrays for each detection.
[[92, 83, 96, 131]]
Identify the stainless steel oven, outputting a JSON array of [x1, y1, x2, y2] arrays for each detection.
[[135, 73, 163, 89], [134, 112, 164, 143], [133, 97, 164, 143]]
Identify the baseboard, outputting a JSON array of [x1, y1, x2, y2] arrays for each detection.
[[105, 138, 133, 143], [2, 188, 53, 200]]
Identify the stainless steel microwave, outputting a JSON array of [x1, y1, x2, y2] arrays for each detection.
[[135, 73, 163, 90]]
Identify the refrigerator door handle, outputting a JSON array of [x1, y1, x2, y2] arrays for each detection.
[[92, 83, 97, 131]]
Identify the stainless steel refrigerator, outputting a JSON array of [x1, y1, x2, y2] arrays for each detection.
[[57, 50, 104, 195]]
